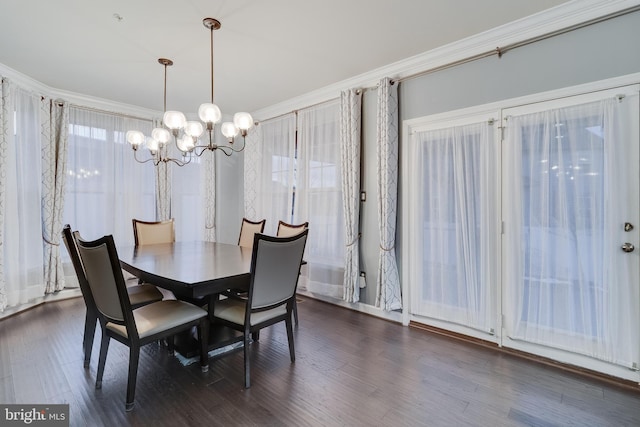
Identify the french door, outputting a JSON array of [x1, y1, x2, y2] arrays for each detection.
[[502, 86, 640, 375], [404, 82, 640, 380]]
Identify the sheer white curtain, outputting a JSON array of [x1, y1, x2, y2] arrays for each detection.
[[503, 93, 639, 367], [171, 154, 207, 242], [296, 101, 344, 299], [409, 119, 497, 333], [340, 89, 362, 303], [0, 78, 7, 310], [41, 98, 69, 294], [0, 82, 46, 310], [375, 78, 401, 311], [63, 108, 155, 246], [244, 114, 296, 235]]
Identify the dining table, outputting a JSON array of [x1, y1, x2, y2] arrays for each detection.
[[118, 240, 253, 358]]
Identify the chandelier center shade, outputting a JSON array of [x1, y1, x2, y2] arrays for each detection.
[[126, 17, 254, 166]]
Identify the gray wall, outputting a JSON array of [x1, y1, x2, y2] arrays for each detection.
[[216, 145, 244, 244], [357, 10, 640, 306]]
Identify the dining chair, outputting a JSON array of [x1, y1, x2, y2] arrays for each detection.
[[237, 218, 266, 248], [74, 233, 210, 411], [223, 217, 267, 309], [276, 220, 309, 237], [132, 218, 178, 300], [212, 230, 308, 388], [132, 218, 175, 246], [276, 220, 309, 325], [62, 224, 163, 368]]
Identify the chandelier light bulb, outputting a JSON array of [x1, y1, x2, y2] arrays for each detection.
[[198, 103, 222, 124], [184, 121, 204, 138], [145, 136, 159, 154], [233, 112, 254, 131], [126, 130, 145, 147], [163, 110, 187, 130], [221, 122, 239, 140], [151, 127, 172, 146], [177, 135, 195, 152]]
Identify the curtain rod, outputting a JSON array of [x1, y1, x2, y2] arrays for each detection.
[[394, 5, 640, 86]]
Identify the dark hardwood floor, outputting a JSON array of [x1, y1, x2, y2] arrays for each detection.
[[2, 296, 640, 427]]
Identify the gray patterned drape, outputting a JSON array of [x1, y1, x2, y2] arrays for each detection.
[[0, 78, 9, 309], [204, 152, 216, 241], [340, 89, 362, 303], [375, 78, 402, 311], [243, 128, 260, 220], [154, 120, 172, 220], [41, 98, 69, 294]]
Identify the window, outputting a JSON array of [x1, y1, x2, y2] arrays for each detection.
[[246, 101, 344, 299], [63, 108, 155, 245]]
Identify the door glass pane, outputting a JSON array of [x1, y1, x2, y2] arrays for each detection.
[[409, 119, 497, 333]]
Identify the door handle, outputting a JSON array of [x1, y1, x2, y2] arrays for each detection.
[[621, 243, 635, 253]]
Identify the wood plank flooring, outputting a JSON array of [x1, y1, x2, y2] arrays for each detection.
[[1, 296, 640, 426]]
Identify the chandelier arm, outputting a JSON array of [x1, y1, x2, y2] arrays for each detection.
[[133, 149, 161, 166], [193, 145, 210, 157], [228, 136, 246, 152], [164, 156, 191, 167], [217, 145, 234, 156]]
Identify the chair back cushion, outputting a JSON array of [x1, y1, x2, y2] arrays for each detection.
[[238, 218, 266, 248], [250, 231, 307, 310], [61, 225, 97, 311], [133, 219, 175, 246], [76, 237, 125, 322], [276, 221, 308, 238]]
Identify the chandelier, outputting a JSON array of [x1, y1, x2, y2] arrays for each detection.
[[126, 18, 254, 166]]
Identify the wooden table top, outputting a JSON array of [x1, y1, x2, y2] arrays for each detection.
[[118, 241, 253, 298]]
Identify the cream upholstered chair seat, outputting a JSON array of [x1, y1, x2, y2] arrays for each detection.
[[213, 298, 288, 325], [126, 284, 166, 307], [106, 300, 208, 339]]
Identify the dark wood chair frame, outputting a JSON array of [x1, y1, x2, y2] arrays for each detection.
[[61, 224, 99, 368], [62, 224, 163, 368]]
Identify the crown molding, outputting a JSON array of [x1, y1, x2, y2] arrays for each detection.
[[0, 62, 160, 120], [252, 0, 640, 121]]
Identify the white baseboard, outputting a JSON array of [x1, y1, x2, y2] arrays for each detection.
[[0, 288, 82, 320], [297, 289, 402, 323]]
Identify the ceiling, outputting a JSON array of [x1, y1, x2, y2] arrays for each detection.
[[0, 0, 570, 117]]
